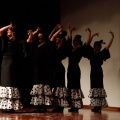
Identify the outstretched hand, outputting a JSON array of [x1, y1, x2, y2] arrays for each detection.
[[85, 27, 91, 32], [27, 29, 33, 36], [92, 32, 99, 37], [9, 22, 16, 29], [67, 23, 76, 32], [57, 24, 62, 29], [109, 30, 114, 38], [36, 27, 41, 32]]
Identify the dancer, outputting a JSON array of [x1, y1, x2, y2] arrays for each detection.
[[85, 28, 114, 112], [27, 27, 53, 113], [66, 23, 85, 113], [0, 22, 24, 113], [49, 24, 69, 112]]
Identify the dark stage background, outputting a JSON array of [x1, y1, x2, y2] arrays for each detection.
[[0, 0, 61, 38], [0, 0, 61, 106]]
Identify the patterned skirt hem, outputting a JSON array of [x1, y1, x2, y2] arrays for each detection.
[[30, 95, 52, 106], [88, 88, 107, 98], [70, 89, 85, 99], [0, 86, 21, 98], [30, 84, 52, 96], [0, 98, 23, 110], [90, 98, 108, 107], [70, 99, 83, 108], [52, 87, 69, 98]]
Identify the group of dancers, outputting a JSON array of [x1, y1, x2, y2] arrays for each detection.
[[0, 22, 114, 113]]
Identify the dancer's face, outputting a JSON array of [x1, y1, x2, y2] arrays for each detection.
[[56, 37, 63, 46], [7, 28, 15, 40], [73, 38, 79, 48], [38, 33, 44, 43], [94, 43, 101, 53]]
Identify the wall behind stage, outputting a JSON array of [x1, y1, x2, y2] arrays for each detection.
[[0, 0, 61, 38], [60, 0, 120, 107]]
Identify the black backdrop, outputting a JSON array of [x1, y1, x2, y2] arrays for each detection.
[[0, 0, 61, 38]]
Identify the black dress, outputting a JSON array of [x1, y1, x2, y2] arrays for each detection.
[[51, 41, 69, 107], [30, 41, 52, 106], [0, 39, 3, 84], [0, 36, 24, 110], [66, 38, 84, 109], [84, 44, 110, 107]]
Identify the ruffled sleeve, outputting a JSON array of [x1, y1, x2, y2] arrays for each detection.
[[82, 43, 94, 59], [100, 48, 110, 61]]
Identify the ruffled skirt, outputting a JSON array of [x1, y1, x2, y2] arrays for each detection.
[[30, 84, 52, 106], [69, 89, 84, 108], [52, 87, 69, 107], [0, 86, 23, 110], [88, 88, 108, 107]]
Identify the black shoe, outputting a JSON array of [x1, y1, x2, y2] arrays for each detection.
[[2, 109, 15, 113], [52, 107, 64, 113], [33, 105, 47, 113], [97, 107, 101, 113], [68, 108, 78, 113], [91, 107, 96, 112], [91, 107, 101, 113]]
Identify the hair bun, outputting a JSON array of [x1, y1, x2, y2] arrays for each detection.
[[99, 39, 106, 44], [60, 30, 67, 37]]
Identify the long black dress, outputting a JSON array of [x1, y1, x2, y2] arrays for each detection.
[[0, 36, 24, 110], [0, 39, 3, 84], [66, 38, 84, 109], [30, 41, 52, 106], [51, 41, 69, 107], [84, 44, 110, 107]]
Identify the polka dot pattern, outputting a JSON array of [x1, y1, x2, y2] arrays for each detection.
[[52, 87, 68, 98], [30, 84, 52, 96], [71, 89, 85, 99], [70, 89, 84, 108], [88, 88, 108, 107], [30, 84, 52, 106], [90, 98, 108, 107], [0, 86, 23, 110], [88, 88, 107, 98], [52, 87, 69, 107], [71, 99, 83, 108]]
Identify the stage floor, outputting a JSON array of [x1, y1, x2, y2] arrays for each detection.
[[0, 107, 120, 120]]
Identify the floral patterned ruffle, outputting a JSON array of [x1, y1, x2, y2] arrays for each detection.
[[30, 95, 52, 105], [71, 89, 84, 99], [0, 86, 23, 110], [88, 88, 108, 107], [52, 87, 68, 98], [90, 98, 108, 107], [30, 84, 52, 105], [71, 99, 83, 108], [52, 87, 69, 107], [70, 89, 85, 108], [88, 88, 107, 98]]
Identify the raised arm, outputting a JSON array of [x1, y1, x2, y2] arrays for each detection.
[[85, 27, 91, 45], [26, 29, 34, 43], [48, 24, 60, 39], [26, 27, 41, 43], [85, 27, 99, 45], [50, 24, 62, 41], [67, 23, 76, 40], [105, 30, 114, 50], [33, 27, 41, 36], [0, 22, 14, 36]]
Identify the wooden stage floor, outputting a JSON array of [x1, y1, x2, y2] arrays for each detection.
[[0, 107, 120, 120]]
